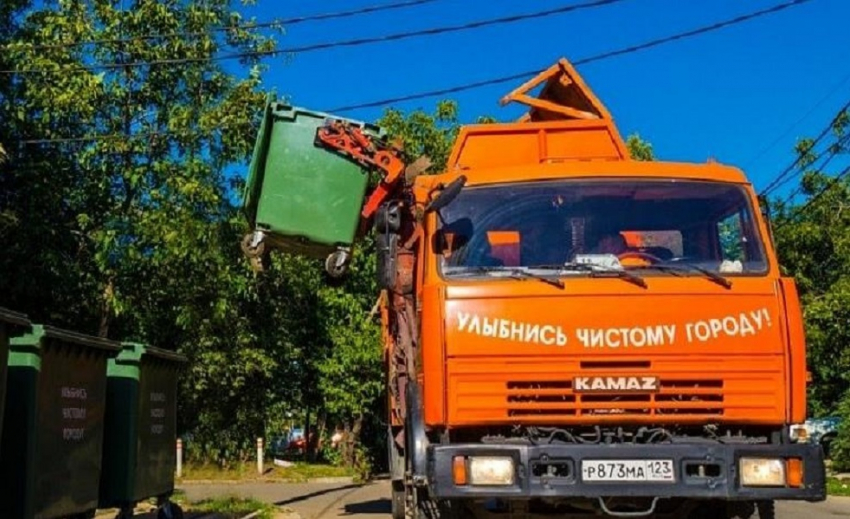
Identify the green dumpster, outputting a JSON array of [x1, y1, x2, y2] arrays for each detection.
[[242, 94, 382, 259], [0, 308, 31, 446], [99, 342, 186, 517], [0, 324, 120, 519]]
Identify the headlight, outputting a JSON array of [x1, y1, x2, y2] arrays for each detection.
[[469, 456, 515, 486], [740, 457, 786, 487]]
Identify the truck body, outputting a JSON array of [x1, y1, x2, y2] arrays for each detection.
[[242, 59, 826, 518]]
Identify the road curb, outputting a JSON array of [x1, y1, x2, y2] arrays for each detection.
[[177, 476, 356, 485]]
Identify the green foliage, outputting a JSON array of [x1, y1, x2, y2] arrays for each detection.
[[771, 111, 850, 416], [377, 100, 460, 170], [192, 496, 275, 519], [827, 477, 850, 496], [769, 110, 850, 472], [831, 391, 850, 472], [626, 133, 654, 161], [0, 0, 289, 464]]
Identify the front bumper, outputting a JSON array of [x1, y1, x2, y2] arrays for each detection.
[[428, 442, 825, 502]]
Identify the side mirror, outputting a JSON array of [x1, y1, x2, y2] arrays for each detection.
[[425, 175, 467, 213], [757, 194, 776, 248]]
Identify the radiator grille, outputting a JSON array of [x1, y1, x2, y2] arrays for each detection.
[[447, 355, 785, 425], [506, 378, 724, 418]]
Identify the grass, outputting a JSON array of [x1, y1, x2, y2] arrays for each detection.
[[191, 496, 277, 519], [828, 476, 850, 497], [179, 460, 354, 482]]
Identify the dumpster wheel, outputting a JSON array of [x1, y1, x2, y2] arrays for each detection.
[[324, 249, 351, 278], [241, 231, 266, 259]]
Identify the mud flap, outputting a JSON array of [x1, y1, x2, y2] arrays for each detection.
[[405, 379, 428, 486]]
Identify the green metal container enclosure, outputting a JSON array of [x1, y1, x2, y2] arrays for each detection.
[[242, 95, 382, 258], [0, 308, 30, 446], [0, 324, 120, 519], [99, 342, 186, 511]]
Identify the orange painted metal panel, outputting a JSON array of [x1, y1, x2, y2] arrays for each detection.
[[445, 355, 786, 426], [444, 283, 784, 359], [448, 120, 628, 172], [422, 159, 751, 192], [421, 283, 446, 425], [779, 277, 808, 423]]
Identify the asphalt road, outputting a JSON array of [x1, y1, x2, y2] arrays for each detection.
[[180, 479, 850, 519]]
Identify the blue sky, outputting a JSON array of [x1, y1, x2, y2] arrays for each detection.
[[234, 0, 849, 196]]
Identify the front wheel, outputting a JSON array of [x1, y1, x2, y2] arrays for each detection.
[[755, 500, 775, 519]]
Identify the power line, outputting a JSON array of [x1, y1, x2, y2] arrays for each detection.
[[759, 98, 850, 197], [777, 132, 850, 203], [13, 0, 819, 144], [279, 0, 627, 55], [1, 0, 627, 75], [743, 69, 850, 169], [2, 0, 441, 52], [775, 163, 850, 229], [255, 0, 440, 26], [327, 0, 816, 112]]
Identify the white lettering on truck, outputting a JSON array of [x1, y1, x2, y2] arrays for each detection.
[[455, 307, 773, 349], [457, 312, 566, 346]]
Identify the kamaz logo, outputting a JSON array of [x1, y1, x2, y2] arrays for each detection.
[[573, 376, 659, 392]]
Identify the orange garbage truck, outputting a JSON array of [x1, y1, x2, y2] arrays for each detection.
[[241, 59, 826, 518]]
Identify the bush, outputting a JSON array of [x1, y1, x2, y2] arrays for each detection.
[[830, 391, 850, 472]]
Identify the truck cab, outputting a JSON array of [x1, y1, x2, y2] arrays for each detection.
[[388, 59, 826, 518]]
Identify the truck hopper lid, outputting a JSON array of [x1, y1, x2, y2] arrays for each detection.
[[447, 58, 631, 172]]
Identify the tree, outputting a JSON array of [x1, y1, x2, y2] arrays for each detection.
[[627, 133, 654, 161], [0, 0, 299, 462], [770, 112, 850, 418]]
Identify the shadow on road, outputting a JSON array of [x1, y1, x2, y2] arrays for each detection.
[[274, 483, 364, 506], [133, 513, 236, 519], [342, 498, 391, 515]]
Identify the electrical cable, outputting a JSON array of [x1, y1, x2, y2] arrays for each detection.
[[1, 0, 442, 52], [278, 0, 627, 55], [742, 69, 850, 169], [328, 0, 816, 112], [774, 163, 850, 229], [0, 0, 626, 74], [771, 131, 850, 203], [12, 0, 819, 144], [759, 98, 850, 196]]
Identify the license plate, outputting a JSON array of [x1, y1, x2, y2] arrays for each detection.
[[581, 459, 675, 482]]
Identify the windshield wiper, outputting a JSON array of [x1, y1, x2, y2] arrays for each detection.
[[641, 263, 732, 289], [531, 263, 647, 289], [449, 266, 565, 289]]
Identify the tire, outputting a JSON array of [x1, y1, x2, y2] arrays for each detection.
[[756, 500, 775, 519], [392, 481, 406, 519], [726, 500, 756, 519], [158, 502, 184, 519]]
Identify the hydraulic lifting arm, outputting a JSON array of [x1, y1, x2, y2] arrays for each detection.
[[314, 120, 408, 232]]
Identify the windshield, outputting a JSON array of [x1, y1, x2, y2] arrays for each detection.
[[436, 179, 768, 278]]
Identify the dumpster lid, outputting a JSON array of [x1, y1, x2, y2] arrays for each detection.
[[119, 341, 187, 364], [12, 324, 122, 353], [0, 307, 32, 328]]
